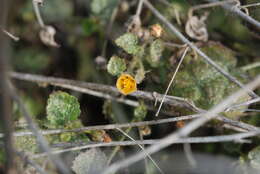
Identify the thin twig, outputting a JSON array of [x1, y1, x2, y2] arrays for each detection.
[[227, 97, 260, 111], [9, 84, 71, 174], [101, 75, 260, 174], [107, 126, 132, 164], [143, 0, 259, 98], [32, 0, 45, 28], [136, 0, 144, 17], [116, 128, 165, 174], [33, 130, 260, 158], [155, 47, 189, 116], [10, 72, 200, 112], [0, 114, 200, 138], [188, 0, 236, 18], [241, 62, 260, 71], [240, 2, 260, 8], [10, 72, 259, 132], [138, 128, 149, 174], [164, 42, 187, 48], [1, 28, 19, 41], [183, 143, 197, 168], [1, 113, 257, 139], [207, 0, 260, 29]]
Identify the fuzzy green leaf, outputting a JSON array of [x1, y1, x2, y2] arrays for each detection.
[[115, 33, 141, 55], [147, 39, 164, 67], [72, 148, 107, 174], [107, 56, 126, 76], [46, 91, 81, 126]]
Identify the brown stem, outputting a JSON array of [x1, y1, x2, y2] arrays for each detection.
[[0, 0, 17, 173]]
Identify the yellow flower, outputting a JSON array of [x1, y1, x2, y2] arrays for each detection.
[[116, 74, 137, 95]]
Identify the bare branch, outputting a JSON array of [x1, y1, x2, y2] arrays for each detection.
[[183, 143, 197, 168], [10, 72, 200, 112], [136, 0, 144, 17], [101, 75, 260, 174], [32, 0, 45, 28], [240, 2, 260, 8], [241, 62, 260, 71], [1, 28, 19, 41], [156, 47, 189, 116], [207, 0, 260, 29], [33, 130, 260, 158], [0, 0, 16, 173], [227, 97, 260, 111], [0, 114, 201, 138], [10, 72, 259, 132], [188, 0, 236, 18], [116, 128, 164, 174]]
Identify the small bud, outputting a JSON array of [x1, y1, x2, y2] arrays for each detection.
[[150, 24, 163, 38], [107, 56, 126, 76], [176, 121, 185, 128], [139, 125, 151, 136]]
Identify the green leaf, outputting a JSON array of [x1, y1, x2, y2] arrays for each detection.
[[46, 91, 81, 127], [147, 39, 164, 67], [115, 33, 141, 55], [107, 56, 126, 76]]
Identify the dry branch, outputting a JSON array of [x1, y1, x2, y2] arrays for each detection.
[[10, 72, 259, 132], [33, 130, 260, 158], [0, 114, 201, 138], [0, 1, 16, 173], [10, 72, 200, 112]]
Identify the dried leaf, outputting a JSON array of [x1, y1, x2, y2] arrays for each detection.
[[185, 14, 208, 42], [39, 25, 59, 47]]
